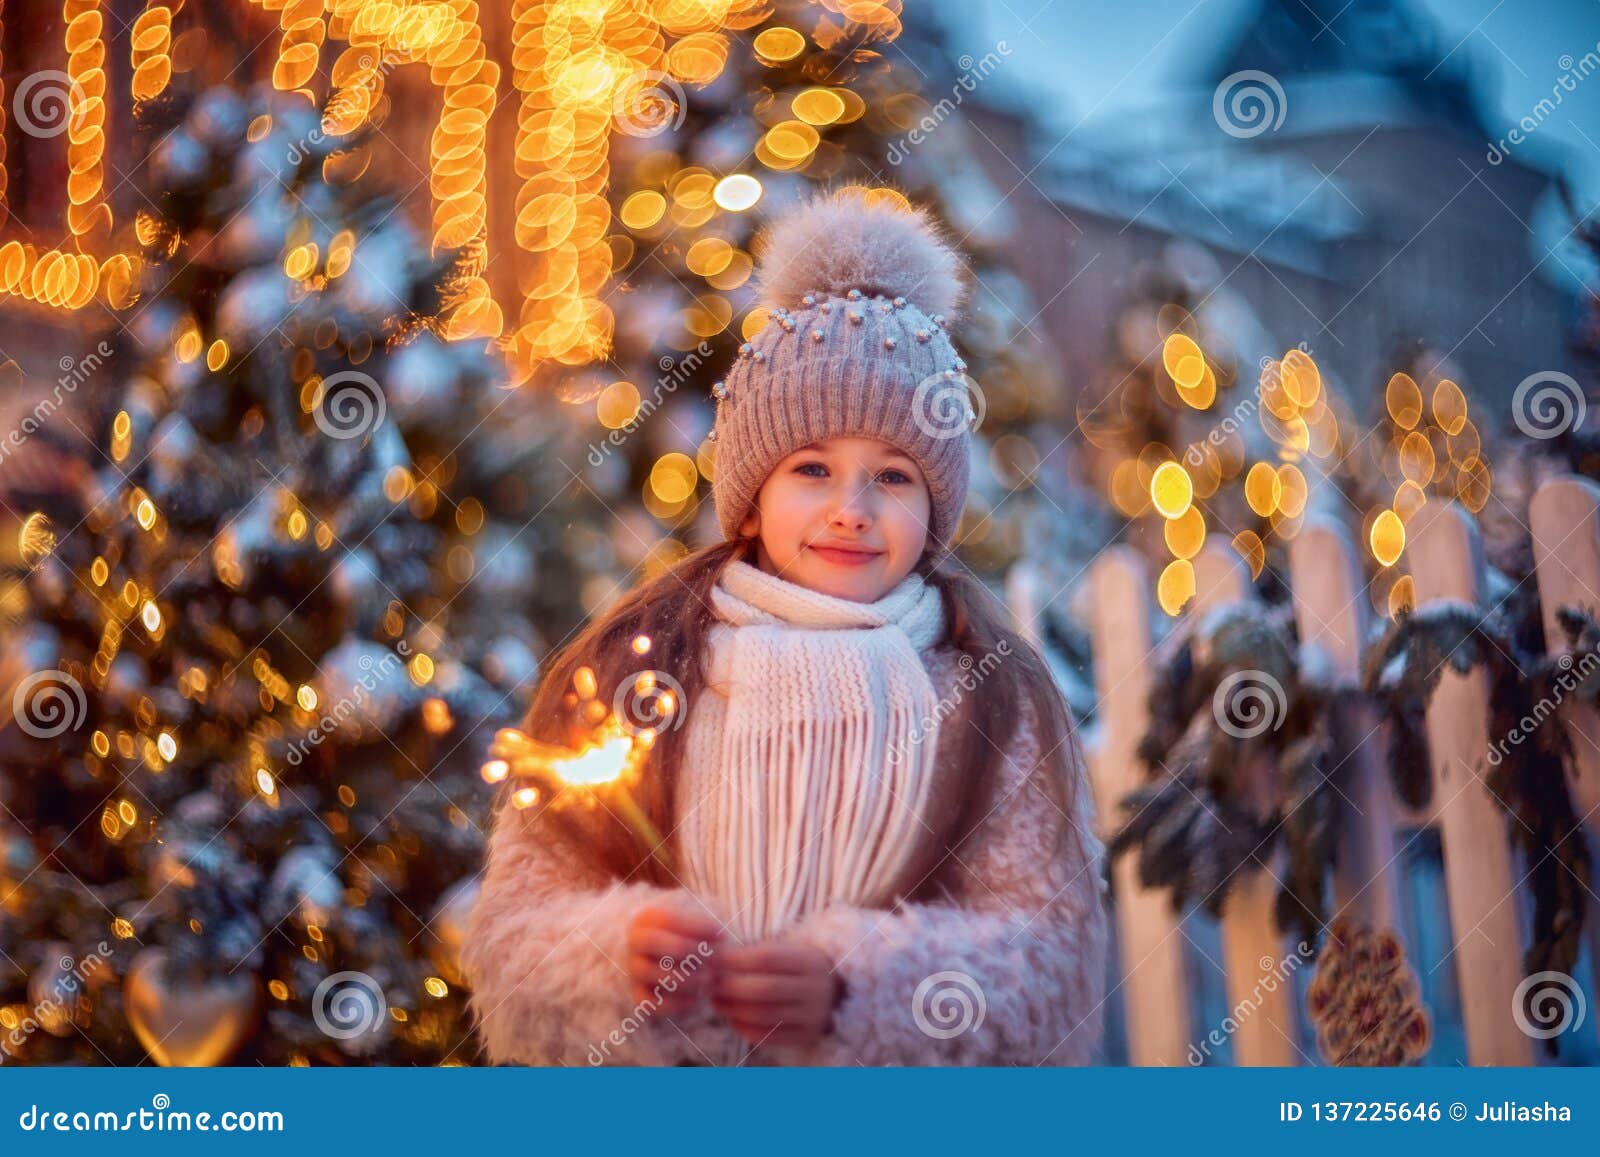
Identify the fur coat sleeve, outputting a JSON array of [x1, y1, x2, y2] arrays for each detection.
[[772, 676, 1111, 1066], [459, 793, 729, 1066], [462, 654, 1110, 1066]]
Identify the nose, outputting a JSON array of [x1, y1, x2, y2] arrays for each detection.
[[827, 481, 873, 531]]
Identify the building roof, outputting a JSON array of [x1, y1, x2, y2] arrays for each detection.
[[1205, 0, 1495, 137]]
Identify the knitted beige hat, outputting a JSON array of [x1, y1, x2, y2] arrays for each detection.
[[709, 188, 976, 550]]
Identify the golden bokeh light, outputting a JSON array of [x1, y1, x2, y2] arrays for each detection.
[[1156, 559, 1196, 616], [1232, 530, 1266, 579], [1387, 573, 1415, 618], [1431, 378, 1468, 436], [1370, 509, 1405, 567], [1280, 348, 1320, 408], [1149, 461, 1193, 519], [753, 26, 806, 62], [1161, 333, 1205, 390], [1386, 372, 1423, 429], [1164, 506, 1206, 560], [1243, 461, 1282, 517]]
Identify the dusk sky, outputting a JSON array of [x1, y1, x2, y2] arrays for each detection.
[[936, 0, 1600, 286]]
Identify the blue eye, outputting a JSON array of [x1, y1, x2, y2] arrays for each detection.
[[880, 469, 913, 485], [795, 462, 828, 477]]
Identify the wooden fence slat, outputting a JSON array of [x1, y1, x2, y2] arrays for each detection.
[[1527, 475, 1600, 1045], [1192, 545, 1300, 1066], [1527, 476, 1600, 828], [1407, 500, 1537, 1066], [1086, 547, 1192, 1066], [1289, 519, 1404, 933]]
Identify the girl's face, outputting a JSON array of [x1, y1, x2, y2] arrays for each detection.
[[738, 436, 933, 602]]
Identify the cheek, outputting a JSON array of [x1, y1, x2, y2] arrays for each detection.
[[889, 489, 933, 547], [756, 486, 814, 540], [774, 481, 830, 520]]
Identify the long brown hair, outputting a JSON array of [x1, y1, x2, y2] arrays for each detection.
[[500, 536, 1088, 899]]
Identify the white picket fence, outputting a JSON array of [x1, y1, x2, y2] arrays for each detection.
[[1009, 474, 1600, 1066]]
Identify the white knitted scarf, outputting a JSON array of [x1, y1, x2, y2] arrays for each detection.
[[680, 560, 947, 942]]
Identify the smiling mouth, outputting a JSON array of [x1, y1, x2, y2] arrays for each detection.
[[807, 544, 882, 567]]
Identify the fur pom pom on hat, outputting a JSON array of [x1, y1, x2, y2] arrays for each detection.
[[710, 188, 976, 551], [754, 189, 967, 323]]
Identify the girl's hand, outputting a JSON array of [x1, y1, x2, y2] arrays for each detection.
[[625, 906, 722, 1016], [710, 941, 841, 1049]]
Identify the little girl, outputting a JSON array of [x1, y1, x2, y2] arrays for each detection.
[[462, 188, 1109, 1066]]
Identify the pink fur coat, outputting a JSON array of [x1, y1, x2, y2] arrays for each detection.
[[461, 643, 1111, 1065]]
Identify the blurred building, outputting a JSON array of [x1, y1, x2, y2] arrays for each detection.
[[962, 0, 1581, 415], [0, 0, 1585, 511]]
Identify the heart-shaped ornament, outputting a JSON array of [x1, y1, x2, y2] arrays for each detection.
[[124, 947, 260, 1066]]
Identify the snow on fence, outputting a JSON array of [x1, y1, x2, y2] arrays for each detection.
[[1011, 474, 1600, 1066]]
